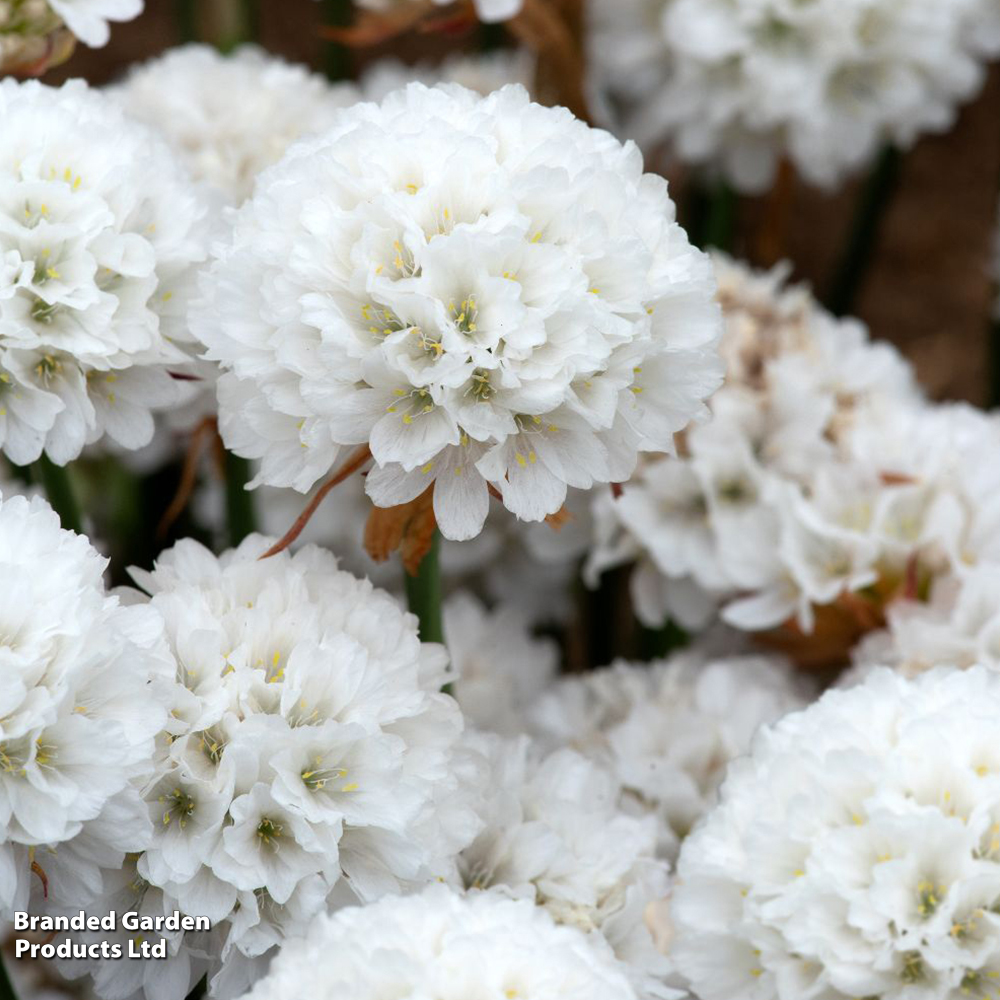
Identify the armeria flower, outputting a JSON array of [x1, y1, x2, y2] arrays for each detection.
[[359, 49, 536, 102], [588, 0, 1000, 192], [444, 592, 558, 734], [67, 536, 479, 1000], [586, 254, 964, 641], [195, 83, 723, 541], [671, 665, 1000, 1000], [236, 882, 641, 1000], [0, 0, 141, 74], [351, 0, 523, 25], [848, 566, 1000, 681], [0, 491, 174, 917], [110, 45, 362, 206], [0, 79, 210, 465], [528, 647, 808, 860], [457, 732, 676, 999]]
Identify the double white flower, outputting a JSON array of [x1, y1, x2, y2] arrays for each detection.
[[195, 83, 723, 540], [589, 0, 1000, 191], [0, 79, 210, 464], [672, 665, 1000, 1000], [64, 537, 479, 999]]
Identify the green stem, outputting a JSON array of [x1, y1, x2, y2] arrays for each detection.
[[637, 618, 689, 661], [175, 0, 197, 41], [405, 530, 444, 645], [322, 0, 352, 82], [702, 179, 737, 253], [37, 455, 82, 535], [224, 452, 257, 549], [0, 951, 19, 1000], [825, 145, 902, 317]]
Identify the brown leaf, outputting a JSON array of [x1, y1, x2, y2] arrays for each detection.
[[545, 505, 573, 530], [364, 485, 437, 575]]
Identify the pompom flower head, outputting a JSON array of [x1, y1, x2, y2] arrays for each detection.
[[0, 491, 173, 917], [65, 536, 478, 999], [457, 732, 674, 999], [195, 83, 723, 541], [0, 79, 209, 465], [110, 45, 362, 206], [587, 254, 943, 647], [237, 882, 640, 1000], [671, 665, 1000, 1000], [528, 646, 807, 859], [589, 0, 1000, 192]]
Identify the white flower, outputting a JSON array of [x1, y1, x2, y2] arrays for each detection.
[[359, 49, 536, 102], [457, 732, 677, 999], [588, 0, 1000, 192], [351, 0, 522, 25], [0, 0, 141, 72], [195, 82, 723, 541], [70, 536, 478, 1000], [528, 647, 808, 859], [587, 254, 942, 637], [238, 882, 640, 1000], [0, 492, 174, 918], [444, 592, 558, 734], [110, 45, 362, 206], [0, 79, 210, 465], [671, 665, 1000, 1000], [47, 0, 140, 45], [849, 566, 1000, 681]]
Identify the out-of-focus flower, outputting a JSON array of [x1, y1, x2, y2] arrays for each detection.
[[848, 565, 1000, 681], [237, 882, 641, 1000], [528, 646, 808, 859], [195, 82, 723, 542], [444, 592, 558, 733], [457, 732, 677, 999], [110, 45, 361, 207], [588, 0, 1000, 192], [0, 79, 210, 465], [586, 255, 1000, 659], [671, 665, 1000, 1000]]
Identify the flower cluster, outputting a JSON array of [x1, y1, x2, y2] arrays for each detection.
[[0, 79, 210, 465], [0, 0, 141, 75], [63, 537, 478, 999], [588, 0, 1000, 191], [195, 82, 723, 541], [111, 45, 362, 206], [238, 882, 641, 1000], [444, 592, 559, 734], [457, 732, 675, 999], [671, 665, 1000, 1000], [528, 644, 807, 860], [0, 491, 173, 918], [586, 255, 1000, 643]]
